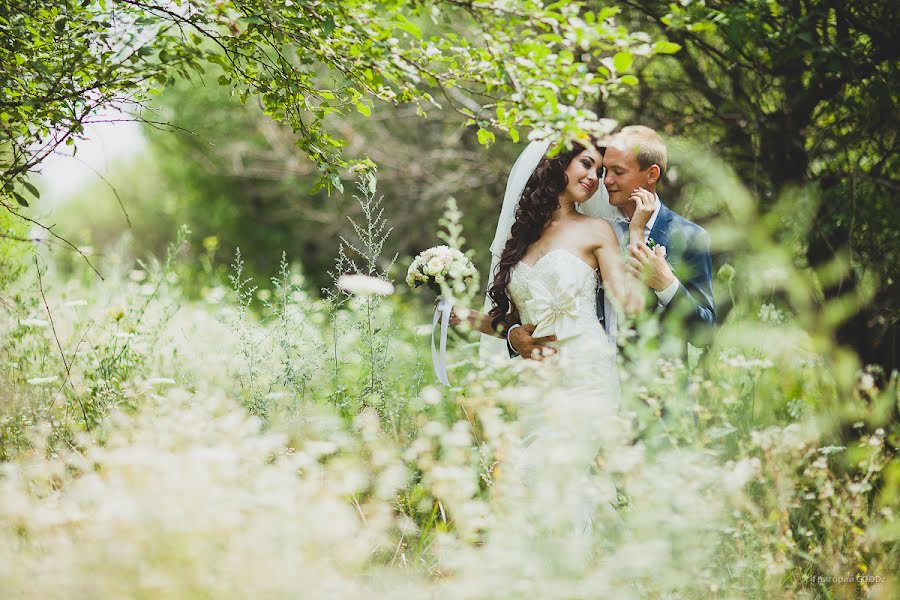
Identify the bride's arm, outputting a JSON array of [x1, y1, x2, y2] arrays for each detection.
[[627, 187, 656, 246], [591, 220, 645, 315]]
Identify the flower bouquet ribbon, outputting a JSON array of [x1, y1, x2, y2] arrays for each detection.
[[431, 297, 452, 386]]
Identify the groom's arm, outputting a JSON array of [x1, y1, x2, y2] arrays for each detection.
[[506, 323, 522, 357], [507, 323, 558, 359], [660, 229, 716, 347], [500, 310, 523, 358]]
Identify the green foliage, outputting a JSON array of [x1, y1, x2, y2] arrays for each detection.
[[133, 76, 525, 293], [2, 0, 668, 224]]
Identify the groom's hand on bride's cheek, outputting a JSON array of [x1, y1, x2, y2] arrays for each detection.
[[627, 243, 675, 292]]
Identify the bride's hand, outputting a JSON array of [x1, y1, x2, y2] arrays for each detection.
[[433, 298, 471, 328], [628, 187, 656, 240], [448, 306, 470, 327]]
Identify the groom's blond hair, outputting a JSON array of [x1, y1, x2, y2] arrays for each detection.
[[616, 125, 667, 177]]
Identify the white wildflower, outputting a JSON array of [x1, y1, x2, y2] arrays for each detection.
[[27, 376, 59, 385], [758, 302, 785, 325], [421, 387, 442, 405], [20, 318, 49, 328], [203, 286, 227, 304], [859, 373, 875, 392], [336, 274, 395, 296]]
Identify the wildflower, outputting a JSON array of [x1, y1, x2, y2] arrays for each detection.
[[203, 235, 220, 252], [720, 348, 773, 370], [27, 376, 59, 385], [336, 274, 394, 296], [20, 318, 49, 328], [859, 373, 875, 392], [758, 302, 785, 325], [129, 269, 147, 282], [63, 299, 88, 307], [421, 387, 442, 406], [107, 306, 126, 321], [203, 286, 227, 304], [717, 263, 737, 283], [145, 378, 176, 386]]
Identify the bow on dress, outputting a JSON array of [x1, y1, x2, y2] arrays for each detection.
[[523, 279, 584, 341]]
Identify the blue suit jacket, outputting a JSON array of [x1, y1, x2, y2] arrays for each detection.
[[596, 200, 716, 347]]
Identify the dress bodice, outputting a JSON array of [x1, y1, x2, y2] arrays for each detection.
[[508, 248, 606, 345]]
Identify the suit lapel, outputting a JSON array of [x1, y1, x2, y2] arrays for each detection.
[[649, 200, 674, 248]]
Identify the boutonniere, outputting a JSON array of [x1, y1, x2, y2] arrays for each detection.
[[647, 238, 667, 257]]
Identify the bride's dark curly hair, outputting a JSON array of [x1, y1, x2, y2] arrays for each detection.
[[487, 141, 597, 333]]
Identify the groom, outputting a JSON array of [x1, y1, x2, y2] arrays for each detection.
[[508, 125, 716, 358]]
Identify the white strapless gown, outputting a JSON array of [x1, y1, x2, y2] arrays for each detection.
[[509, 248, 616, 363], [504, 249, 622, 534]]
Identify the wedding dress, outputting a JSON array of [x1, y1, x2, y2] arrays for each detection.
[[508, 248, 616, 369], [504, 248, 622, 535], [483, 139, 624, 536]]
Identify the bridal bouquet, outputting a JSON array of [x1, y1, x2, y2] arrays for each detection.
[[406, 245, 478, 387], [406, 245, 478, 300]]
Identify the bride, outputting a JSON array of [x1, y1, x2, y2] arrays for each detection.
[[454, 136, 653, 364], [452, 136, 656, 534]]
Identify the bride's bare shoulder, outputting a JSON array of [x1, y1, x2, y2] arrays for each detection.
[[580, 215, 618, 244]]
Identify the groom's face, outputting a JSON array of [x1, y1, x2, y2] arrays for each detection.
[[602, 144, 647, 208]]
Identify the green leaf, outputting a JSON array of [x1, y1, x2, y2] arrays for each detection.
[[322, 17, 335, 37], [654, 41, 682, 54], [355, 102, 371, 117], [22, 180, 39, 198], [394, 15, 421, 40], [509, 127, 520, 143], [476, 128, 495, 146], [12, 191, 28, 207], [620, 75, 639, 86], [613, 51, 633, 72]]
